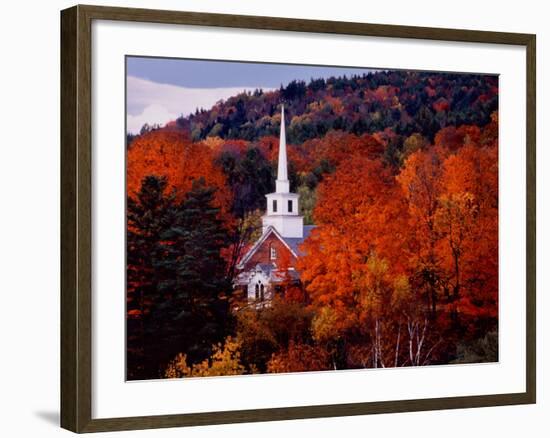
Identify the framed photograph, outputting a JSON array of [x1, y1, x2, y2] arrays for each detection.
[[60, 4, 536, 433]]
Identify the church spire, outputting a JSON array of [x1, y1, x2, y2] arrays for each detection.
[[276, 105, 290, 193], [262, 104, 303, 238]]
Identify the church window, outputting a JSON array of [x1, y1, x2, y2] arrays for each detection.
[[273, 199, 277, 212], [260, 284, 265, 301], [270, 246, 277, 260], [255, 283, 259, 300], [288, 200, 293, 212]]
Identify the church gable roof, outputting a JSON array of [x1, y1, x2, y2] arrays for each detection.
[[237, 225, 316, 270], [237, 226, 296, 270]]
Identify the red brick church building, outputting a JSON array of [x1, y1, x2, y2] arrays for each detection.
[[234, 106, 314, 305]]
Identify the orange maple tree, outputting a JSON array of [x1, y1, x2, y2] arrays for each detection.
[[127, 130, 232, 219], [436, 142, 498, 317], [298, 154, 408, 332]]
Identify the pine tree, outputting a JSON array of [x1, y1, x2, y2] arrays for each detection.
[[155, 177, 233, 367], [127, 175, 174, 379]]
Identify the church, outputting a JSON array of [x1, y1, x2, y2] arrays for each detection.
[[234, 106, 314, 305]]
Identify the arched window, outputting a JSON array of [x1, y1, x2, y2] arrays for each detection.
[[260, 284, 265, 301], [255, 283, 259, 300]]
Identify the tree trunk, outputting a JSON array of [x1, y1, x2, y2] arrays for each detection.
[[394, 322, 401, 367], [453, 248, 461, 300]]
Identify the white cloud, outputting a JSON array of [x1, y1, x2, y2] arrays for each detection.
[[127, 104, 178, 134], [126, 76, 271, 134]]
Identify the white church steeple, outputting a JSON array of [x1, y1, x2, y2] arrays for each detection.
[[276, 105, 290, 193], [262, 105, 304, 238]]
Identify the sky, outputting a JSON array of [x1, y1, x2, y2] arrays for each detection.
[[126, 57, 375, 134]]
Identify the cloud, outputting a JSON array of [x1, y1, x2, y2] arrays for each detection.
[[127, 104, 178, 135], [127, 76, 271, 134]]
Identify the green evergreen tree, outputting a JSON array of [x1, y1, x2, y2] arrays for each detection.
[[127, 175, 174, 380], [155, 178, 233, 366]]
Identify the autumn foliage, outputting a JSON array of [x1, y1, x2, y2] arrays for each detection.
[[296, 120, 498, 368], [127, 130, 232, 217], [127, 70, 499, 380]]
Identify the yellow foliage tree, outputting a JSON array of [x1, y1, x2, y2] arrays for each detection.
[[164, 337, 245, 378]]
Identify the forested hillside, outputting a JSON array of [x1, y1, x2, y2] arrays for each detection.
[[145, 70, 499, 144]]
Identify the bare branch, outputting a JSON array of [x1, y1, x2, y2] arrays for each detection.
[[422, 339, 442, 366]]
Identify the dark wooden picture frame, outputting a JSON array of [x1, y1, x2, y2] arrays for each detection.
[[61, 4, 536, 433]]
